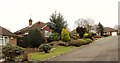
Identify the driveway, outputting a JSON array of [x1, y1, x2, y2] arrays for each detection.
[[47, 36, 119, 61]]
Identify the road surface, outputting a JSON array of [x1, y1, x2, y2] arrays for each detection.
[[47, 36, 119, 61]]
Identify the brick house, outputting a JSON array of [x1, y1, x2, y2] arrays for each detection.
[[14, 18, 52, 38], [103, 27, 118, 36], [97, 27, 118, 36], [71, 27, 118, 36], [0, 26, 17, 46]]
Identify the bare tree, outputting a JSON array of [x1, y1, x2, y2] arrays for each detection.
[[74, 18, 95, 33], [90, 24, 98, 33]]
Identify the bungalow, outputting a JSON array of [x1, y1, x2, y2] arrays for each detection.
[[14, 18, 52, 38], [71, 27, 118, 36], [103, 27, 118, 36], [71, 29, 79, 36], [0, 26, 17, 46]]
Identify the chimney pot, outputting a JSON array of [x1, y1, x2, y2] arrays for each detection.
[[29, 18, 32, 26]]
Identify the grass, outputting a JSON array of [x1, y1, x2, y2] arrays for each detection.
[[28, 46, 77, 61]]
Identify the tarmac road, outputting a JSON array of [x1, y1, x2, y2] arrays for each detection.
[[47, 36, 119, 61]]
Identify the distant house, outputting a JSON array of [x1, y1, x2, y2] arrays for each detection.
[[71, 27, 118, 36], [71, 29, 79, 36], [14, 18, 52, 38], [0, 26, 17, 46], [71, 29, 77, 35], [103, 27, 118, 36]]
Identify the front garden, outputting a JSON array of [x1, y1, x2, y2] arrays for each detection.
[[2, 37, 95, 62], [1, 11, 108, 62], [28, 46, 76, 61]]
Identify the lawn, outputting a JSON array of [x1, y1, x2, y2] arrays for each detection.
[[28, 46, 78, 61]]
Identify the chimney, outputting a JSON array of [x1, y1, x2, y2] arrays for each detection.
[[29, 18, 32, 26]]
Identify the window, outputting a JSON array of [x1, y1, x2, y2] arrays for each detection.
[[0, 38, 3, 45], [45, 31, 51, 37], [0, 36, 9, 45], [45, 31, 48, 37], [4, 36, 9, 45]]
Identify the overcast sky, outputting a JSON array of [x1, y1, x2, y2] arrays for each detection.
[[0, 0, 119, 32]]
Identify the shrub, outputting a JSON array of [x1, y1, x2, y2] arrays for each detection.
[[58, 41, 66, 46], [85, 38, 93, 43], [85, 34, 93, 40], [28, 29, 46, 48], [38, 44, 52, 53], [17, 36, 29, 48], [94, 35, 101, 38], [47, 33, 60, 42], [84, 33, 89, 38], [61, 28, 71, 42], [76, 26, 86, 38], [49, 41, 67, 47], [103, 34, 109, 37], [91, 32, 96, 37], [71, 35, 79, 40], [48, 41, 60, 47], [69, 40, 82, 47], [78, 39, 88, 45], [2, 44, 24, 61]]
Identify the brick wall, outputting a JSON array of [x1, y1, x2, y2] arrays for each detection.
[[9, 37, 17, 45]]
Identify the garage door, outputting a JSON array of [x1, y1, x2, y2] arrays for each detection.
[[112, 32, 117, 36]]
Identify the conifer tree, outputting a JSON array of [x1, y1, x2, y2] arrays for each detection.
[[48, 11, 67, 35], [98, 22, 104, 36]]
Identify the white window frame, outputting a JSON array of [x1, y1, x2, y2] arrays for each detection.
[[44, 31, 51, 37], [0, 36, 9, 45]]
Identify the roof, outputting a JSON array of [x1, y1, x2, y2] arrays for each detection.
[[71, 29, 77, 34], [0, 26, 16, 36], [14, 21, 52, 34], [71, 27, 118, 34], [104, 27, 118, 32]]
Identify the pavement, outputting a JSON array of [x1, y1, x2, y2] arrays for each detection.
[[47, 36, 119, 61]]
